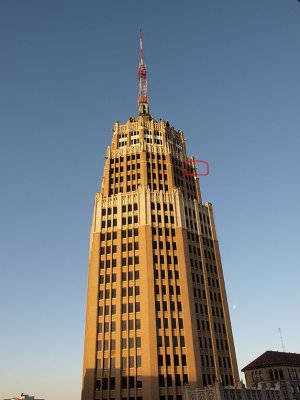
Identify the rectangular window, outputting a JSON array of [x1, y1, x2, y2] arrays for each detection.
[[122, 376, 127, 389], [137, 376, 142, 388], [159, 375, 165, 387], [129, 376, 134, 388]]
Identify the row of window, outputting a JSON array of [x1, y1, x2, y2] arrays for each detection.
[[146, 152, 165, 160], [151, 202, 174, 212], [158, 353, 187, 367], [100, 255, 140, 269], [145, 137, 162, 144], [122, 228, 138, 238], [121, 256, 140, 266], [101, 219, 117, 228], [97, 339, 116, 351], [109, 185, 139, 195], [190, 257, 202, 270], [102, 207, 117, 216], [148, 182, 169, 192], [95, 377, 115, 391], [198, 336, 229, 352], [157, 335, 185, 348], [99, 288, 140, 300], [153, 241, 177, 250], [122, 215, 139, 224], [101, 231, 118, 241], [159, 373, 188, 387], [152, 227, 176, 237], [122, 355, 142, 368], [98, 303, 141, 316], [110, 173, 141, 183], [154, 268, 179, 280], [111, 154, 141, 163], [110, 164, 140, 174], [156, 316, 183, 330], [100, 259, 117, 268], [192, 272, 220, 288], [153, 254, 178, 265], [121, 242, 139, 251], [95, 376, 143, 391], [100, 246, 118, 254], [201, 224, 212, 236], [122, 204, 138, 212], [121, 375, 143, 389], [155, 300, 182, 312], [152, 214, 175, 224], [121, 287, 140, 297], [148, 172, 168, 181], [147, 162, 167, 171], [195, 304, 208, 318], [99, 273, 117, 284], [155, 284, 181, 296], [99, 270, 139, 285]]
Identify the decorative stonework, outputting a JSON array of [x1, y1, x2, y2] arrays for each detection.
[[184, 383, 285, 400]]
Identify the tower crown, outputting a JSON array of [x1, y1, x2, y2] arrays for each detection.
[[138, 30, 149, 115]]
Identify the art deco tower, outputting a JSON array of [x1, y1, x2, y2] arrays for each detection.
[[82, 32, 239, 400]]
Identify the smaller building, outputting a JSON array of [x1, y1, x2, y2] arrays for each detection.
[[242, 351, 300, 400], [3, 394, 45, 400]]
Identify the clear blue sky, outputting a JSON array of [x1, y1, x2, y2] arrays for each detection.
[[0, 1, 299, 399]]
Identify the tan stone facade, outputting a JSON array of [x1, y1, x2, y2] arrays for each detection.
[[82, 112, 239, 400]]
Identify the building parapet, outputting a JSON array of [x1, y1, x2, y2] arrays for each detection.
[[183, 382, 285, 400]]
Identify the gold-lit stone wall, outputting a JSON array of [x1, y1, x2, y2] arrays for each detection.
[[82, 113, 239, 400]]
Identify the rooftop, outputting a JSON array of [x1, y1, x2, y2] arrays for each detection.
[[242, 351, 300, 372]]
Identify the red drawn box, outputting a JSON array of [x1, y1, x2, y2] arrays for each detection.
[[184, 160, 210, 177]]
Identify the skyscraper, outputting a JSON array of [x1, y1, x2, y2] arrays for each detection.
[[82, 32, 239, 400]]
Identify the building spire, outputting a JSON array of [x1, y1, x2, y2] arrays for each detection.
[[138, 29, 149, 115]]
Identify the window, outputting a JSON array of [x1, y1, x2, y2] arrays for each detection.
[[159, 375, 165, 387], [167, 375, 172, 386], [129, 376, 134, 388], [95, 379, 101, 391], [166, 355, 171, 366], [110, 377, 115, 389], [137, 376, 143, 388], [122, 376, 127, 389], [129, 319, 134, 330], [157, 336, 163, 347], [173, 336, 178, 347]]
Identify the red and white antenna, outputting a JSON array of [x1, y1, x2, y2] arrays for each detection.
[[138, 29, 149, 114]]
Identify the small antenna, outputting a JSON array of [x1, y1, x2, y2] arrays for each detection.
[[278, 328, 286, 352]]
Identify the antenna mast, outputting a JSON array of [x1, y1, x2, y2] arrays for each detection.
[[138, 29, 149, 115], [278, 328, 286, 352]]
